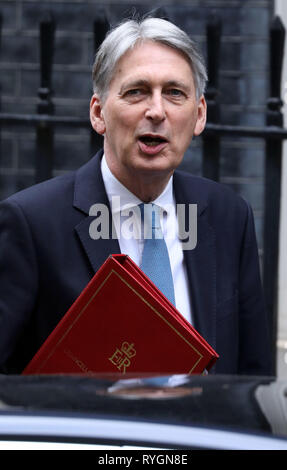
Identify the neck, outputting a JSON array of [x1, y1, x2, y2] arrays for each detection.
[[104, 155, 173, 202], [128, 173, 172, 202]]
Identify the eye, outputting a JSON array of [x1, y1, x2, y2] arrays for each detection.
[[166, 88, 185, 98], [124, 88, 147, 100], [126, 89, 141, 96]]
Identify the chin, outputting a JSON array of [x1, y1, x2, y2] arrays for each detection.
[[133, 162, 175, 180]]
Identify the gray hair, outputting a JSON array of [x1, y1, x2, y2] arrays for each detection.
[[92, 17, 207, 101]]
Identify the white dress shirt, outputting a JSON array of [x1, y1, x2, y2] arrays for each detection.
[[101, 154, 192, 325]]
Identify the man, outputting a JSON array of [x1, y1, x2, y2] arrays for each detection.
[[0, 17, 271, 375]]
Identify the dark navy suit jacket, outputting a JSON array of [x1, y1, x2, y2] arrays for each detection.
[[0, 150, 271, 374]]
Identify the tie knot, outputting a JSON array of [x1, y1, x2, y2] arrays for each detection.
[[138, 203, 161, 229], [138, 203, 163, 241]]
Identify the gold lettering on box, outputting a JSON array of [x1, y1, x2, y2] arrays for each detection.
[[64, 348, 94, 375], [109, 341, 136, 373]]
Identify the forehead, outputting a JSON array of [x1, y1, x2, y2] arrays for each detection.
[[110, 41, 194, 88]]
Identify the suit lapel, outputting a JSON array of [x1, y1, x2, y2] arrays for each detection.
[[73, 150, 120, 274], [173, 172, 217, 350]]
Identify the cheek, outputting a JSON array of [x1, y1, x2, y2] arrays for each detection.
[[108, 101, 139, 123], [118, 108, 142, 131], [173, 116, 195, 145], [104, 111, 139, 153]]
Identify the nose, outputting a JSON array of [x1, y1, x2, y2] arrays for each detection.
[[145, 91, 166, 122]]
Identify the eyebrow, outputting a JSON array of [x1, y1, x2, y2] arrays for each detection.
[[119, 79, 192, 95], [165, 80, 192, 93], [119, 79, 149, 95]]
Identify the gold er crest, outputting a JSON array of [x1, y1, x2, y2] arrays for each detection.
[[109, 341, 136, 373]]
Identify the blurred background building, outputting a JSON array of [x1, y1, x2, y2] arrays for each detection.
[[0, 0, 286, 377]]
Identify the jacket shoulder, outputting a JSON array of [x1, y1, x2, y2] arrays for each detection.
[[4, 171, 75, 210], [174, 170, 250, 213]]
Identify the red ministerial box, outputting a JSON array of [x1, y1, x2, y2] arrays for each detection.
[[22, 254, 219, 377]]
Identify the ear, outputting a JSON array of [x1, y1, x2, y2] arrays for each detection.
[[193, 95, 207, 137], [90, 93, 106, 135]]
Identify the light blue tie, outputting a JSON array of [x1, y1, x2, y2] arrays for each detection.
[[139, 203, 175, 385], [139, 203, 175, 305]]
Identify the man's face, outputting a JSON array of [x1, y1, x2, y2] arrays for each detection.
[[90, 41, 206, 190]]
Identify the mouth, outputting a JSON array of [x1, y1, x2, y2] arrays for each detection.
[[137, 134, 168, 155], [139, 134, 168, 146]]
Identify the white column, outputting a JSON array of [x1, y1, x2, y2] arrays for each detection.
[[275, 0, 287, 377]]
